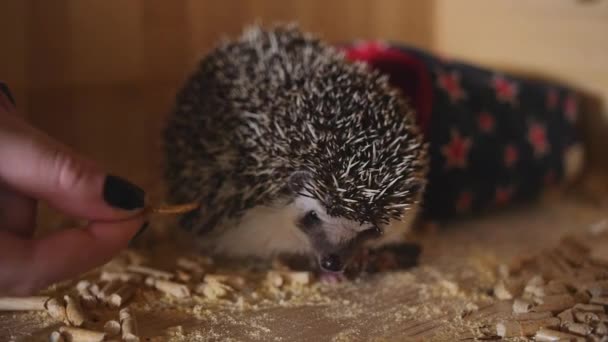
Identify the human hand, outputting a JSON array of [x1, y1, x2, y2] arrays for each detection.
[[0, 82, 147, 295]]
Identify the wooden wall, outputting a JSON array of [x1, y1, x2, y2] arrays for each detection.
[[433, 0, 608, 172], [0, 0, 435, 188], [1, 0, 607, 190]]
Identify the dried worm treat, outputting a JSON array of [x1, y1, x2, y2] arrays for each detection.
[[45, 297, 67, 321], [496, 317, 560, 337], [103, 320, 121, 337], [0, 296, 49, 311], [150, 202, 199, 215], [126, 265, 173, 280], [64, 295, 87, 327], [119, 307, 139, 342], [534, 327, 585, 341], [108, 284, 136, 308], [49, 331, 65, 342], [154, 279, 191, 298], [513, 298, 534, 314], [59, 326, 105, 342]]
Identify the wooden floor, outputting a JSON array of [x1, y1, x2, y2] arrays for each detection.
[[1, 195, 607, 342]]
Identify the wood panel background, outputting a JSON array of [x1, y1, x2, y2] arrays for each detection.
[[1, 0, 607, 190]]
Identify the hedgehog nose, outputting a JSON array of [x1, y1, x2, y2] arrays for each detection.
[[320, 254, 343, 272]]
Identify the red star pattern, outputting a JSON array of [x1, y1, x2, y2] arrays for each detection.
[[528, 122, 550, 157], [477, 111, 495, 133], [437, 70, 466, 102], [495, 186, 514, 206], [342, 40, 582, 221], [455, 191, 473, 213], [504, 144, 518, 168], [441, 129, 472, 169], [492, 75, 518, 105], [564, 93, 578, 122], [546, 88, 559, 110]]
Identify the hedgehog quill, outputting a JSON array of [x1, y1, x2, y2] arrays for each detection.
[[163, 24, 428, 275]]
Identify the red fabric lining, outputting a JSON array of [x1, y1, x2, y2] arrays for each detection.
[[341, 43, 433, 138]]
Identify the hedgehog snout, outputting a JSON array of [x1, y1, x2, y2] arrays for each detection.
[[320, 254, 343, 273], [310, 231, 362, 273]]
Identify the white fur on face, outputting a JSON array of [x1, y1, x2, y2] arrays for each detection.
[[200, 202, 312, 258], [293, 196, 374, 245], [197, 195, 417, 260]]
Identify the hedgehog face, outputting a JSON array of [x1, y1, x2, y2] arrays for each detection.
[[292, 195, 382, 273], [289, 172, 387, 273]]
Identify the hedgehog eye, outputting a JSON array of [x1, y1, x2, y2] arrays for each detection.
[[361, 226, 383, 240], [300, 210, 321, 229]]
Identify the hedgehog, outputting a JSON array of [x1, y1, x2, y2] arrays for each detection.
[[162, 23, 429, 275]]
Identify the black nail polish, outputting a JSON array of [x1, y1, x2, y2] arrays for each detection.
[[129, 221, 149, 247], [0, 82, 16, 105], [103, 175, 145, 210]]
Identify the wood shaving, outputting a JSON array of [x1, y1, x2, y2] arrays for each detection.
[[64, 294, 87, 327]]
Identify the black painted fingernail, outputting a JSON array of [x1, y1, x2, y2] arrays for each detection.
[[103, 175, 145, 210], [0, 82, 16, 105], [129, 221, 149, 247]]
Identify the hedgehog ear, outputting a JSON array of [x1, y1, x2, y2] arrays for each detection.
[[287, 171, 312, 194]]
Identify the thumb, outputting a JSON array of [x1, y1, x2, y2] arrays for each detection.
[[0, 107, 146, 221]]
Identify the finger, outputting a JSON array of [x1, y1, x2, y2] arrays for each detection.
[[0, 184, 36, 237], [0, 110, 145, 221], [0, 217, 146, 296]]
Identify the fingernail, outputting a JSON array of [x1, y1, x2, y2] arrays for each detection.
[[0, 82, 16, 105], [129, 221, 149, 247], [103, 175, 145, 210]]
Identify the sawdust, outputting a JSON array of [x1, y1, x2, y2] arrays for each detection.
[[2, 199, 608, 341]]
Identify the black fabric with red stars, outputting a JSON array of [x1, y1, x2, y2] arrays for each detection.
[[341, 42, 582, 220]]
